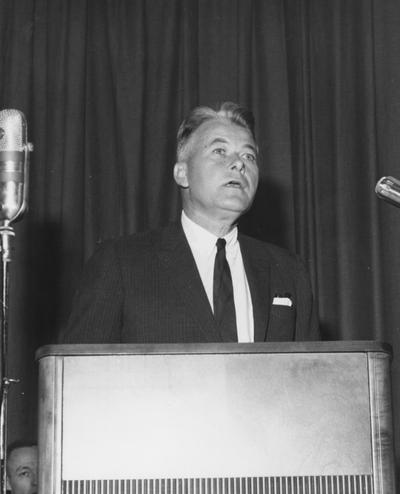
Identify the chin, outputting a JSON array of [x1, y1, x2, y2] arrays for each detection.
[[220, 199, 251, 215]]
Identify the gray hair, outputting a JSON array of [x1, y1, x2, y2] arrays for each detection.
[[176, 102, 256, 160]]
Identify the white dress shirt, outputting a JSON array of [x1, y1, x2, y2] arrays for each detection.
[[181, 211, 254, 342]]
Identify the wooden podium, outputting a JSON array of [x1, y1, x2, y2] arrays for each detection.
[[36, 341, 396, 494]]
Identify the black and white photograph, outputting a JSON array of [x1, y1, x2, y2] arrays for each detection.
[[0, 1, 399, 493]]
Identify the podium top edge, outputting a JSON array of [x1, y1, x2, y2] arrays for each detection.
[[35, 340, 393, 360]]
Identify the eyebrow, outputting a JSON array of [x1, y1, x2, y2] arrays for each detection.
[[15, 465, 34, 473], [208, 137, 258, 154]]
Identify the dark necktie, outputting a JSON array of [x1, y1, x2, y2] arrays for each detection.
[[213, 238, 237, 342]]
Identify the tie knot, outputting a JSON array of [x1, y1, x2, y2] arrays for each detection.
[[216, 238, 226, 251]]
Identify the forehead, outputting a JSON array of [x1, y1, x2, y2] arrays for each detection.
[[8, 447, 37, 470], [190, 118, 256, 149]]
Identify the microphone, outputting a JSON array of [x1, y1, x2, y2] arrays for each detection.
[[375, 176, 400, 207], [0, 109, 33, 225]]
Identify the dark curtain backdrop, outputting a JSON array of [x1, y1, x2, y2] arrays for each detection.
[[1, 0, 400, 479]]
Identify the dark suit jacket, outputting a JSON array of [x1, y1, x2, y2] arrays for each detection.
[[60, 223, 319, 343]]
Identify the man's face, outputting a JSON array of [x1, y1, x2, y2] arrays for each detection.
[[7, 446, 38, 494], [174, 118, 259, 225]]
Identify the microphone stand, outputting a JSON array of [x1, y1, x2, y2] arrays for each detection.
[[0, 225, 18, 494], [0, 135, 31, 494]]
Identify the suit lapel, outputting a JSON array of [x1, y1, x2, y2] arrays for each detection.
[[156, 224, 221, 341], [239, 235, 272, 342]]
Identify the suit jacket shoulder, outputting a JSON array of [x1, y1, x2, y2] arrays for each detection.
[[60, 223, 219, 343]]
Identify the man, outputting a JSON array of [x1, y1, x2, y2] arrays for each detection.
[[6, 442, 37, 494], [60, 102, 319, 343]]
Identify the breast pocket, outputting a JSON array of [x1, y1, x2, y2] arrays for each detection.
[[266, 305, 296, 341]]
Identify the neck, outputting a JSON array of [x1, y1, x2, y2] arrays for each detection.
[[183, 208, 237, 237]]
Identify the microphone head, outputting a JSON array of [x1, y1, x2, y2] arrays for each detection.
[[0, 109, 31, 225], [375, 176, 400, 208], [0, 109, 27, 151]]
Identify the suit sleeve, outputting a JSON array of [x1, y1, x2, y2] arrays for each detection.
[[57, 241, 124, 343]]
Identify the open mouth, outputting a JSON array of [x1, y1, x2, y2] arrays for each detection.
[[225, 180, 243, 188]]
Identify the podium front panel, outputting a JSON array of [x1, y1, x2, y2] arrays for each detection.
[[37, 342, 396, 494]]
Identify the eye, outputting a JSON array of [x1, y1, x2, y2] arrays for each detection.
[[17, 468, 32, 478], [242, 152, 256, 163], [212, 147, 226, 156]]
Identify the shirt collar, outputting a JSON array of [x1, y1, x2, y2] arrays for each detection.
[[181, 211, 238, 254]]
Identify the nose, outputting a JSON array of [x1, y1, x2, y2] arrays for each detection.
[[230, 154, 245, 174], [31, 473, 38, 487]]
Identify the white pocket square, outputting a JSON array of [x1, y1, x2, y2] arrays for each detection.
[[272, 296, 293, 307]]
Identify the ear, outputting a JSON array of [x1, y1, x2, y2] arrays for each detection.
[[173, 162, 189, 188]]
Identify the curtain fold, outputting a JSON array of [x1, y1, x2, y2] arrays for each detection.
[[1, 0, 400, 480]]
